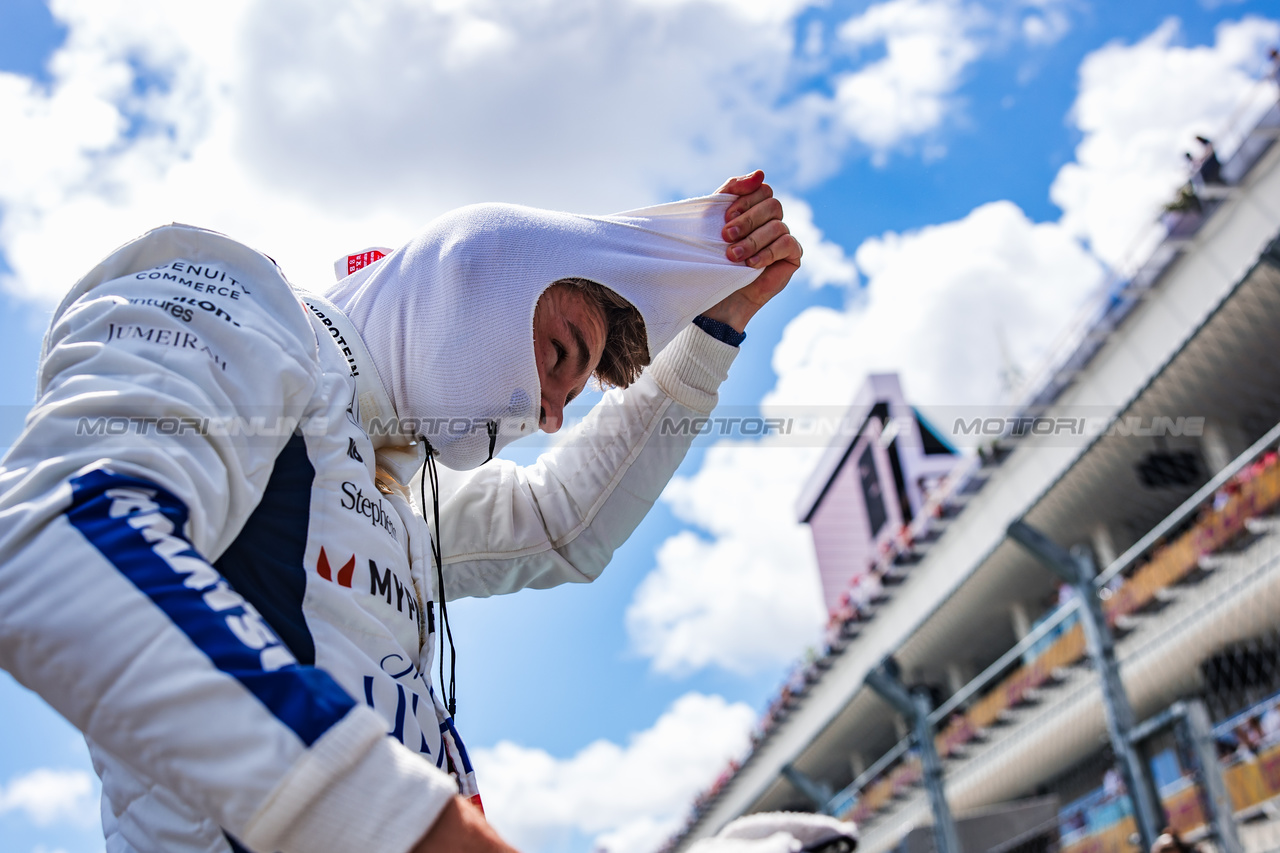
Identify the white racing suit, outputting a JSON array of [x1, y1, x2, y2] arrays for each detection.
[[0, 224, 739, 853]]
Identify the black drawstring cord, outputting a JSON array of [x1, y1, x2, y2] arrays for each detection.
[[420, 439, 456, 718], [418, 425, 496, 717]]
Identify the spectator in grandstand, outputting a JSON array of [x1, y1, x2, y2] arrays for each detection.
[[1234, 716, 1264, 760], [760, 700, 777, 732], [1260, 703, 1280, 743], [851, 570, 884, 616], [1192, 136, 1223, 185], [837, 590, 858, 624], [1165, 172, 1203, 214], [1213, 485, 1231, 512], [824, 602, 859, 656], [845, 580, 864, 616], [1061, 808, 1087, 836], [787, 662, 811, 695], [1102, 767, 1125, 802], [824, 613, 844, 653], [1223, 732, 1252, 763]]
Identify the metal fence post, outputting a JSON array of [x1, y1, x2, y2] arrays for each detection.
[[867, 659, 962, 853], [1177, 700, 1244, 853], [781, 763, 835, 811], [1008, 521, 1163, 851]]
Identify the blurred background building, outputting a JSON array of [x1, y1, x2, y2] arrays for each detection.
[[661, 74, 1280, 853]]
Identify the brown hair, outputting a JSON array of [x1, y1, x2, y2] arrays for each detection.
[[554, 278, 649, 388]]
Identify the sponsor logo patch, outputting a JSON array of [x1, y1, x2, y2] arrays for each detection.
[[316, 546, 356, 588], [345, 249, 387, 276], [339, 481, 398, 540]]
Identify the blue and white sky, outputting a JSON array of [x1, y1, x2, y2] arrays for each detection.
[[1, 1, 1278, 852]]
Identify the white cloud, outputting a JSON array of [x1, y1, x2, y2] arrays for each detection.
[[824, 0, 1078, 162], [227, 0, 805, 210], [1021, 11, 1070, 47], [773, 11, 1280, 415], [769, 200, 1102, 411], [628, 439, 827, 675], [475, 692, 755, 853], [779, 194, 858, 290], [0, 0, 1078, 307], [0, 0, 810, 305], [1051, 15, 1280, 266], [831, 0, 985, 160], [0, 768, 98, 827], [626, 200, 1099, 677], [1013, 0, 1074, 47]]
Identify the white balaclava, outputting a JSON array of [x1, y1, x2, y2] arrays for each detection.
[[323, 193, 763, 470]]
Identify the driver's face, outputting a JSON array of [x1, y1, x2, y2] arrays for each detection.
[[532, 284, 607, 433]]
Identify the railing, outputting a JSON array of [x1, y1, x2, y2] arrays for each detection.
[[673, 386, 1280, 843], [831, 431, 1280, 826], [1097, 420, 1280, 589], [1059, 692, 1280, 853], [826, 92, 1280, 817], [663, 71, 1280, 853], [1059, 784, 1136, 848]]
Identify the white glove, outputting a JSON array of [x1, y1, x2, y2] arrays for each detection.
[[687, 812, 858, 853]]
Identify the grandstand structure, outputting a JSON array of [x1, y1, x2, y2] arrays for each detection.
[[666, 91, 1280, 852]]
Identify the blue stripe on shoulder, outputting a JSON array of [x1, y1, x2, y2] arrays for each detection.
[[216, 433, 317, 665], [67, 468, 355, 747]]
